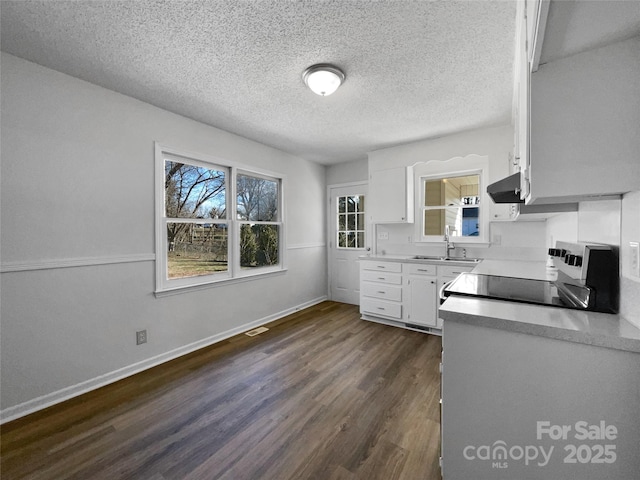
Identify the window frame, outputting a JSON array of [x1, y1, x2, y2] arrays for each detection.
[[417, 168, 486, 244], [235, 169, 283, 275], [155, 143, 286, 295], [336, 194, 367, 250]]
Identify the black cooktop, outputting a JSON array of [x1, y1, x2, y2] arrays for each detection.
[[443, 273, 585, 309]]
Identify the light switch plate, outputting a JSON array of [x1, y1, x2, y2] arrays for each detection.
[[377, 232, 389, 240], [631, 241, 640, 278]]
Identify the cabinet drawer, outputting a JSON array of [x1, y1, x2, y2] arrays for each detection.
[[361, 298, 403, 319], [438, 265, 474, 277], [360, 261, 402, 273], [406, 263, 437, 276], [362, 282, 402, 301], [361, 270, 402, 285]]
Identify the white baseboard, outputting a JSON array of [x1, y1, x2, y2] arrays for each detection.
[[0, 296, 328, 424]]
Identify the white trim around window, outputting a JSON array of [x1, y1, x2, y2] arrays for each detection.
[[417, 168, 486, 244], [154, 143, 286, 295], [411, 154, 490, 245]]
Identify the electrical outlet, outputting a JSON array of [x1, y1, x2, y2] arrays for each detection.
[[631, 242, 640, 278], [377, 231, 389, 240], [492, 234, 502, 245], [136, 329, 147, 345]]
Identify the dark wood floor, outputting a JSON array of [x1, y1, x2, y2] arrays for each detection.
[[1, 301, 442, 480]]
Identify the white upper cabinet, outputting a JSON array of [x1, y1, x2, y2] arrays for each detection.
[[369, 166, 415, 223], [513, 0, 549, 201], [521, 0, 640, 204], [513, 0, 531, 199], [527, 0, 549, 71], [528, 36, 640, 204]]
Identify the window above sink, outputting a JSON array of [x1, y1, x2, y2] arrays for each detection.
[[418, 170, 485, 243]]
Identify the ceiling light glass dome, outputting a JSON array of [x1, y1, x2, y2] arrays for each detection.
[[303, 64, 345, 96]]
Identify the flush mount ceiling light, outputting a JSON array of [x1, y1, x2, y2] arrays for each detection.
[[302, 64, 345, 96]]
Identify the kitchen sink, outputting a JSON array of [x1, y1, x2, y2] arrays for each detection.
[[412, 255, 481, 263]]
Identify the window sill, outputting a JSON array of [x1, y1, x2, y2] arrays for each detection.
[[154, 267, 287, 298]]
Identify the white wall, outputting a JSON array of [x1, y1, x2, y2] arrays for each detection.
[[578, 199, 622, 246], [0, 53, 328, 420], [364, 124, 548, 260], [620, 191, 640, 328], [368, 124, 512, 177], [326, 158, 368, 186], [545, 195, 640, 328]]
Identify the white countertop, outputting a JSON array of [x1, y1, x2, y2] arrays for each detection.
[[470, 258, 553, 280], [359, 253, 482, 267], [359, 255, 640, 352], [439, 259, 640, 354]]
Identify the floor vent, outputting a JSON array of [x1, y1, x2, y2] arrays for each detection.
[[245, 326, 269, 337]]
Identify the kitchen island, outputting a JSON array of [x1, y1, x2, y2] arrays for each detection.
[[439, 260, 640, 480]]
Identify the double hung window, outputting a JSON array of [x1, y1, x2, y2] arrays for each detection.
[[237, 173, 280, 269], [419, 172, 482, 241], [156, 145, 284, 293]]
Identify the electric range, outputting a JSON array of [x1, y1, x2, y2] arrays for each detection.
[[443, 242, 619, 313]]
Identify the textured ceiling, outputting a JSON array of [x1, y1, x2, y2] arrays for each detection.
[[1, 0, 517, 165]]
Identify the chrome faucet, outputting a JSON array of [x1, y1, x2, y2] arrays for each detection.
[[444, 225, 455, 259]]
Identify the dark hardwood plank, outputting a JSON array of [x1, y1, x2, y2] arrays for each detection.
[[1, 301, 442, 480]]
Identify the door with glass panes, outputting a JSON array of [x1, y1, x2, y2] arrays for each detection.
[[328, 184, 368, 305]]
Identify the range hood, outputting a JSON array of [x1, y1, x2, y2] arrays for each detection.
[[487, 172, 579, 218], [487, 173, 524, 204]]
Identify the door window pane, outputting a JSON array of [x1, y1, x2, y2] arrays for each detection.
[[337, 195, 366, 249]]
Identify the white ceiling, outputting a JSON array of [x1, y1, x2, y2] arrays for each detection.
[[0, 0, 517, 165], [4, 2, 637, 166]]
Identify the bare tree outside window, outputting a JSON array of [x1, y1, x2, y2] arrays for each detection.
[[237, 174, 280, 268], [236, 174, 278, 221], [157, 148, 285, 290], [165, 161, 228, 278]]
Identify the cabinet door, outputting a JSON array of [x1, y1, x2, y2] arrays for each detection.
[[369, 167, 414, 223], [515, 0, 531, 199], [529, 38, 640, 203], [408, 276, 437, 327]]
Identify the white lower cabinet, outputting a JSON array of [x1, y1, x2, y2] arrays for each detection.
[[441, 319, 640, 479], [360, 259, 473, 334], [406, 263, 438, 328], [360, 297, 403, 319], [360, 261, 404, 321]]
